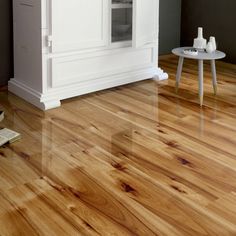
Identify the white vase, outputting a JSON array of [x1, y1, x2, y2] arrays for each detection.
[[206, 42, 214, 53], [209, 36, 217, 51], [193, 27, 207, 50]]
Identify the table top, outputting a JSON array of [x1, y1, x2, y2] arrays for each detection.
[[172, 47, 226, 60]]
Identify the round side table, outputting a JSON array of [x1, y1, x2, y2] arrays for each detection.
[[172, 47, 226, 106]]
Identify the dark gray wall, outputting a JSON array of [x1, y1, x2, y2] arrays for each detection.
[[159, 0, 182, 55], [0, 0, 12, 86], [181, 0, 236, 63]]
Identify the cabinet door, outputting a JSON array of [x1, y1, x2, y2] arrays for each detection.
[[133, 0, 159, 48], [50, 0, 109, 53]]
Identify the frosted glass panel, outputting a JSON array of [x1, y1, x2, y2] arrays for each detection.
[[111, 1, 133, 43]]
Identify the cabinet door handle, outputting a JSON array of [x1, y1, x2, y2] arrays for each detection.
[[46, 36, 53, 47]]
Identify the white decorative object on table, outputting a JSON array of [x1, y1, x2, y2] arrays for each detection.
[[193, 27, 207, 50], [209, 36, 217, 51], [183, 48, 198, 56], [206, 42, 214, 53]]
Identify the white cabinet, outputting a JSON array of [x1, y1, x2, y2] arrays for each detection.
[[133, 0, 159, 47], [51, 0, 109, 52], [9, 0, 168, 110]]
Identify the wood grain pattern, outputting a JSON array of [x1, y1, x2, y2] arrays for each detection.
[[1, 55, 236, 235]]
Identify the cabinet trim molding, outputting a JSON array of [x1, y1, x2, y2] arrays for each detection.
[[9, 66, 166, 110]]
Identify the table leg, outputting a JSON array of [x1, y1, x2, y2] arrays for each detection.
[[198, 60, 204, 107], [176, 57, 184, 93], [211, 60, 217, 95]]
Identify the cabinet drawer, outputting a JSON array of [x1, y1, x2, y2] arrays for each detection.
[[51, 48, 155, 88]]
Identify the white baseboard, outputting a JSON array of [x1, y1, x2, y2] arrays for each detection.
[[9, 79, 45, 110], [8, 67, 168, 110], [8, 79, 61, 110]]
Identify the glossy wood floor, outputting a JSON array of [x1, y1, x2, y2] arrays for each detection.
[[1, 56, 236, 235]]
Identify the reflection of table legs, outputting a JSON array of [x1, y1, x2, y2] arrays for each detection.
[[198, 60, 204, 107], [211, 59, 217, 95], [175, 57, 184, 93]]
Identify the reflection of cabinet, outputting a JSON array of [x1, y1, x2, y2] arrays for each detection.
[[9, 0, 168, 110]]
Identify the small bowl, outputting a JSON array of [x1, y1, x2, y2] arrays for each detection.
[[113, 24, 131, 34]]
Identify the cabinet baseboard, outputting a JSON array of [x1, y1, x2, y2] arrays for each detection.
[[8, 67, 166, 110]]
